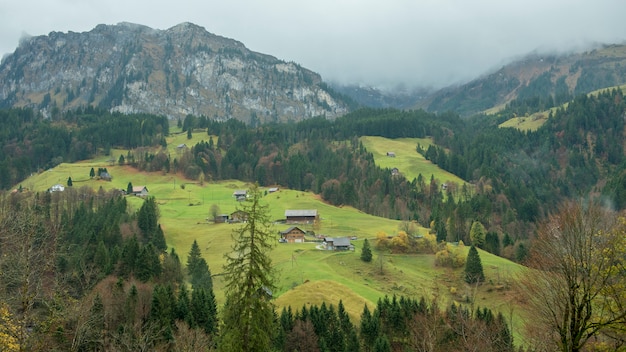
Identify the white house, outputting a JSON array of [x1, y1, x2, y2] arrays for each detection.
[[49, 184, 65, 192]]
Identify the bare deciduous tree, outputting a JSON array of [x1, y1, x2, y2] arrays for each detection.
[[519, 200, 626, 352]]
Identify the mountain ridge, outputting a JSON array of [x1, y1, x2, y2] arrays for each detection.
[[0, 22, 349, 123]]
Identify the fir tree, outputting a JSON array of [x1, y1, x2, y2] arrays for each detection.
[[67, 176, 73, 187], [126, 182, 133, 195], [464, 245, 485, 284], [89, 167, 95, 178], [187, 240, 213, 291], [361, 238, 373, 262]]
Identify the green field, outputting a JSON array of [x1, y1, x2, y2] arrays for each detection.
[[498, 84, 626, 131], [359, 136, 466, 186], [15, 135, 528, 339]]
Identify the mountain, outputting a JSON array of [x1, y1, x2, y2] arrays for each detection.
[[329, 83, 431, 109], [419, 44, 626, 116], [0, 22, 349, 123]]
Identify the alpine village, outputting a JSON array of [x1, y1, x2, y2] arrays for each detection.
[[2, 22, 626, 352]]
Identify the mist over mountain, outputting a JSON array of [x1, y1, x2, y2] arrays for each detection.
[[0, 22, 349, 123], [1, 21, 626, 120]]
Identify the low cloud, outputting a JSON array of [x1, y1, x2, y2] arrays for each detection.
[[1, 0, 625, 89]]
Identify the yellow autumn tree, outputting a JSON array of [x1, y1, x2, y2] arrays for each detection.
[[375, 231, 389, 249], [0, 303, 19, 352]]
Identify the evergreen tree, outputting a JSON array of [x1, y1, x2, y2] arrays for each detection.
[[361, 238, 373, 262], [67, 176, 73, 187], [126, 182, 133, 195], [118, 154, 125, 165], [136, 243, 162, 282], [373, 335, 391, 352], [464, 245, 485, 284], [220, 184, 276, 351], [187, 128, 192, 140], [484, 231, 500, 256], [89, 167, 95, 178], [191, 288, 218, 336], [360, 304, 379, 348], [186, 240, 213, 291], [137, 197, 163, 249]]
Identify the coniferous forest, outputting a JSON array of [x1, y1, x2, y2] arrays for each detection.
[[1, 88, 626, 350]]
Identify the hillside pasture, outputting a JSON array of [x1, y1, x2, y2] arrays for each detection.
[[498, 84, 626, 131], [359, 136, 466, 186], [16, 142, 527, 340]]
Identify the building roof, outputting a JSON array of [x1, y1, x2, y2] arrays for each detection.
[[280, 226, 305, 235], [285, 209, 318, 217], [233, 190, 247, 196], [132, 186, 148, 193], [326, 237, 351, 247]]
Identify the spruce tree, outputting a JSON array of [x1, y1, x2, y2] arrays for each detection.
[[464, 245, 485, 284], [187, 240, 213, 291], [67, 176, 73, 187], [126, 182, 133, 195], [220, 184, 276, 351], [89, 167, 95, 178], [361, 238, 373, 262]]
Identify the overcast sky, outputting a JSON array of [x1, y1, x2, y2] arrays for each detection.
[[1, 0, 625, 90]]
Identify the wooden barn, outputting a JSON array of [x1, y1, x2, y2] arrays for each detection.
[[285, 209, 318, 224]]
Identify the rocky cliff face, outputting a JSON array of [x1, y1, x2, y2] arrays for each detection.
[[0, 22, 349, 123]]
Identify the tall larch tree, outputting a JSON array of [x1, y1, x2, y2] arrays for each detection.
[[469, 220, 486, 248], [219, 184, 276, 351]]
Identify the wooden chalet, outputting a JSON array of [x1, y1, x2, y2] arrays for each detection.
[[131, 186, 149, 197], [230, 210, 249, 223], [280, 226, 306, 243]]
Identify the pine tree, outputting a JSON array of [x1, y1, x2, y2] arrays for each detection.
[[191, 288, 218, 336], [361, 238, 373, 262], [220, 184, 276, 351], [126, 182, 133, 195], [464, 245, 485, 284], [186, 240, 213, 291], [89, 167, 95, 178], [67, 176, 73, 187]]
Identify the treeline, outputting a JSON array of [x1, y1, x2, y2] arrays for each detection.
[[0, 190, 519, 351], [0, 190, 218, 351], [0, 107, 169, 189], [276, 296, 515, 352]]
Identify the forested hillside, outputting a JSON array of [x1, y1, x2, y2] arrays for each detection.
[[3, 88, 626, 258], [0, 107, 168, 189], [422, 45, 626, 116], [2, 87, 626, 350]]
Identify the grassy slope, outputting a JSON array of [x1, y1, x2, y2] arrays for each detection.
[[15, 133, 528, 339], [498, 84, 626, 132], [359, 136, 466, 186]]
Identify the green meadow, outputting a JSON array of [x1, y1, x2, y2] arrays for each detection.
[[359, 136, 466, 186], [498, 84, 626, 132], [15, 134, 527, 338]]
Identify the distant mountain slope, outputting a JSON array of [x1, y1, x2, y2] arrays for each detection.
[[0, 22, 349, 123], [329, 83, 431, 109], [420, 44, 626, 116]]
